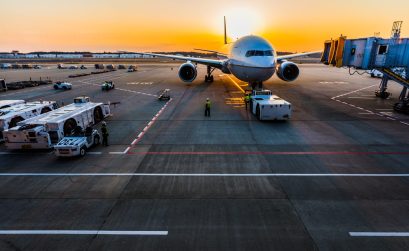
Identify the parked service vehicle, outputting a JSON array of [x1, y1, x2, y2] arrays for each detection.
[[106, 64, 116, 70], [118, 64, 126, 69], [249, 90, 292, 121], [57, 64, 67, 69], [80, 65, 87, 69], [101, 81, 115, 91], [33, 65, 42, 69], [0, 101, 57, 141], [128, 65, 137, 72], [95, 64, 105, 69], [0, 100, 25, 109], [4, 96, 110, 149], [54, 128, 100, 157], [22, 64, 33, 69], [69, 65, 79, 70], [53, 81, 72, 90]]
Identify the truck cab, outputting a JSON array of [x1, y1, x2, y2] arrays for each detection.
[[54, 127, 100, 157], [53, 82, 72, 90]]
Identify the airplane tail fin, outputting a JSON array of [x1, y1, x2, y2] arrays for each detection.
[[224, 16, 227, 45]]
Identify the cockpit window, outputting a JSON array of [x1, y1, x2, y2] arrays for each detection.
[[245, 50, 274, 57]]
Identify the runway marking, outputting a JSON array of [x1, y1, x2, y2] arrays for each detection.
[[226, 75, 245, 94], [319, 81, 348, 84], [331, 84, 409, 126], [347, 97, 377, 99], [127, 82, 154, 85], [1, 173, 409, 177], [0, 230, 168, 236], [130, 98, 173, 146], [349, 232, 409, 237], [126, 151, 409, 155], [332, 84, 377, 99]]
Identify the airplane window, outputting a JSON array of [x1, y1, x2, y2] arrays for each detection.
[[245, 50, 255, 57], [246, 50, 274, 57], [264, 50, 273, 56]]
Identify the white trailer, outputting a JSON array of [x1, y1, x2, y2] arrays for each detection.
[[249, 90, 291, 120], [0, 100, 25, 109], [3, 97, 110, 149], [0, 101, 58, 141]]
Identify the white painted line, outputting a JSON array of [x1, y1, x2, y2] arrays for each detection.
[[131, 139, 138, 145], [332, 84, 377, 99], [124, 147, 131, 154], [349, 232, 409, 237], [401, 122, 409, 126], [137, 132, 143, 138], [1, 173, 409, 177], [358, 113, 374, 115], [108, 152, 125, 155], [347, 97, 377, 99], [0, 230, 168, 236]]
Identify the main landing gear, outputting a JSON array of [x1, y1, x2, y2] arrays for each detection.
[[205, 66, 215, 83]]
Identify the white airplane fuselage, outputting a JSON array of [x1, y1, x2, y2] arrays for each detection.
[[226, 35, 277, 83]]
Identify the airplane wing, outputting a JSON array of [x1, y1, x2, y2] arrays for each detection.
[[277, 51, 322, 62], [137, 52, 225, 69]]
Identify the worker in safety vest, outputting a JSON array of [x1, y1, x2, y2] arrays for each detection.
[[244, 94, 250, 110], [101, 121, 109, 146], [204, 98, 211, 117]]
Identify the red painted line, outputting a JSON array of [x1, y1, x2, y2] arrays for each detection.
[[126, 151, 409, 155]]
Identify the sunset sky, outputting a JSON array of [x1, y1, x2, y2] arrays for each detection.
[[1, 0, 409, 53]]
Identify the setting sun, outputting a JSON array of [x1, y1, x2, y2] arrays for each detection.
[[224, 7, 265, 41]]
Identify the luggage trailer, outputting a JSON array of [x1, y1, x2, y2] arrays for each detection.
[[0, 101, 58, 141], [3, 97, 110, 149]]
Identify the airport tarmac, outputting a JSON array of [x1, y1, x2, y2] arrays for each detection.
[[0, 63, 409, 250]]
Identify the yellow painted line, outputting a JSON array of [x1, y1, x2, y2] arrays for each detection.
[[226, 75, 245, 94]]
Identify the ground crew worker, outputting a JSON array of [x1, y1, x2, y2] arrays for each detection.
[[205, 98, 211, 117], [101, 121, 109, 146], [244, 94, 250, 110]]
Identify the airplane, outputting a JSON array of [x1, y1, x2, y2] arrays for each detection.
[[139, 17, 320, 89]]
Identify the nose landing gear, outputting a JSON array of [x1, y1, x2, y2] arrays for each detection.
[[251, 81, 263, 90], [205, 66, 215, 83]]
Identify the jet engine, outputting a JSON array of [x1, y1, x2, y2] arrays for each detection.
[[276, 61, 299, 82], [178, 62, 197, 82]]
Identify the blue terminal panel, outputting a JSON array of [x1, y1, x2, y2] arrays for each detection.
[[341, 37, 409, 70]]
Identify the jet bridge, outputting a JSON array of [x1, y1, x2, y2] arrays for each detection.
[[321, 29, 409, 113]]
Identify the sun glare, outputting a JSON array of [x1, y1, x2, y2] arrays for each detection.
[[225, 8, 264, 41]]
